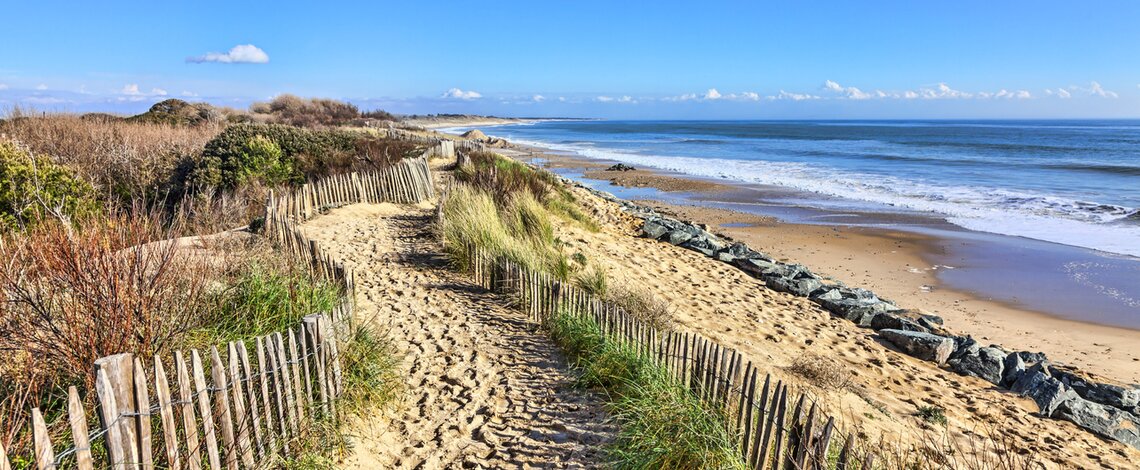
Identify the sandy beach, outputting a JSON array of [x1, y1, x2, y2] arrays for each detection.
[[502, 146, 1140, 386]]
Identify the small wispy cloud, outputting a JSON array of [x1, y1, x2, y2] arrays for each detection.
[[187, 44, 270, 64], [35, 84, 48, 91], [1044, 88, 1072, 99], [441, 88, 482, 100], [181, 91, 198, 97], [0, 83, 8, 91], [118, 84, 169, 102], [770, 90, 820, 101], [595, 96, 614, 102], [1077, 81, 1118, 98], [531, 94, 545, 102], [704, 88, 722, 100]]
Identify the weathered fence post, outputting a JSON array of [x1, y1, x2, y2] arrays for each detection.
[[94, 353, 139, 469]]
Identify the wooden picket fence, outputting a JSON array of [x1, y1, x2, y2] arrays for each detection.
[[467, 246, 879, 470], [0, 147, 444, 469]]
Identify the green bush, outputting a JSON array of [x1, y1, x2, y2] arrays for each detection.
[[190, 123, 418, 191], [0, 140, 100, 231]]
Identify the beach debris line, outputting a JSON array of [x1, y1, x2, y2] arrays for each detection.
[[552, 172, 1140, 451]]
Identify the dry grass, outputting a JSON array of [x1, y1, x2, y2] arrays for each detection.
[[0, 112, 223, 205], [785, 352, 854, 394], [606, 283, 675, 331]]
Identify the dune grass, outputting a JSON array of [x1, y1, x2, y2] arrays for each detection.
[[546, 310, 746, 470], [439, 183, 572, 278]]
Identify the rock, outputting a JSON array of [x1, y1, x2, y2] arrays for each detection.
[[714, 242, 760, 263], [1016, 351, 1048, 365], [680, 235, 725, 257], [666, 229, 695, 245], [1055, 398, 1140, 450], [1010, 363, 1078, 416], [736, 258, 785, 277], [767, 277, 825, 297], [606, 163, 636, 172], [1049, 365, 1140, 411], [641, 219, 671, 239], [870, 312, 928, 333], [879, 329, 957, 364], [1001, 353, 1026, 388], [950, 346, 1007, 385], [811, 288, 843, 301], [917, 314, 944, 330], [949, 336, 979, 362], [817, 297, 901, 326]]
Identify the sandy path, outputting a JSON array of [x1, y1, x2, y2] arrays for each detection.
[[298, 202, 613, 469], [558, 186, 1140, 469]]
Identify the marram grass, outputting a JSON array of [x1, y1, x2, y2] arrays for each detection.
[[546, 311, 747, 470]]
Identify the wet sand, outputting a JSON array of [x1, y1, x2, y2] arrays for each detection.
[[511, 147, 1140, 384]]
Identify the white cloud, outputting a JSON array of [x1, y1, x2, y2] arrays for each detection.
[[1045, 88, 1072, 99], [531, 94, 545, 102], [704, 88, 722, 100], [1084, 81, 1118, 98], [557, 96, 566, 102], [441, 88, 482, 100], [181, 91, 198, 97], [35, 84, 48, 90], [821, 80, 878, 100], [152, 88, 168, 96], [0, 83, 8, 91], [187, 44, 270, 64], [769, 90, 820, 101], [595, 96, 614, 102], [121, 84, 142, 96], [618, 95, 634, 103], [735, 91, 761, 101]]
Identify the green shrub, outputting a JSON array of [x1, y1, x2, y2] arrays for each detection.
[[191, 123, 418, 190], [0, 140, 100, 231]]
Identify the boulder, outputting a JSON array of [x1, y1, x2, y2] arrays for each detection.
[[666, 229, 696, 245], [869, 312, 928, 333], [715, 242, 761, 263], [1010, 363, 1078, 416], [817, 298, 901, 326], [680, 235, 726, 257], [1001, 353, 1026, 388], [606, 163, 636, 172], [1016, 351, 1048, 365], [1049, 365, 1140, 411], [950, 346, 1007, 385], [878, 329, 957, 364], [736, 258, 786, 277], [767, 277, 825, 297], [917, 314, 944, 331], [641, 219, 671, 240], [1055, 398, 1140, 450]]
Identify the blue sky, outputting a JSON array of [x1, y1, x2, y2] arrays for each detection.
[[1, 0, 1138, 119]]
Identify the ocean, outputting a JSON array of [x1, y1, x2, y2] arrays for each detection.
[[468, 120, 1140, 258], [447, 119, 1140, 329]]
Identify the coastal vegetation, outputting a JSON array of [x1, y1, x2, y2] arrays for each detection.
[[0, 98, 405, 465], [439, 153, 756, 468], [546, 310, 745, 469]]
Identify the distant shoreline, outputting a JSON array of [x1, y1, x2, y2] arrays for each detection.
[[404, 115, 593, 130]]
